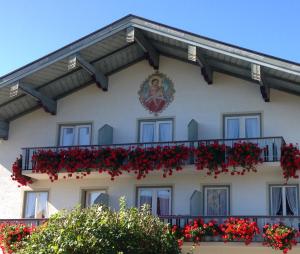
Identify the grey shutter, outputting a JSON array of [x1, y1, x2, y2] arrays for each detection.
[[98, 124, 113, 145], [190, 190, 203, 216], [94, 193, 109, 207], [188, 119, 199, 141]]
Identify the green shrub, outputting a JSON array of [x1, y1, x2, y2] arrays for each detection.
[[17, 198, 180, 254]]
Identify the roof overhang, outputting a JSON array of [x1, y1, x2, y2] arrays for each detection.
[[0, 14, 300, 139]]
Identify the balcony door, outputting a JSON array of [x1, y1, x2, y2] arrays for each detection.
[[137, 187, 172, 216], [24, 191, 48, 219], [139, 119, 173, 143], [204, 186, 229, 216], [270, 185, 299, 216], [224, 114, 261, 139], [59, 124, 91, 146]]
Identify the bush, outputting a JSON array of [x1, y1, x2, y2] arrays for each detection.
[[17, 198, 180, 254]]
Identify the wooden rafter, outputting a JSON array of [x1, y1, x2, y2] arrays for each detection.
[[18, 82, 57, 115], [188, 45, 213, 84], [68, 54, 108, 91], [126, 27, 159, 69]]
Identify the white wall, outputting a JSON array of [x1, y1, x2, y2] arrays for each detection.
[[0, 56, 300, 218]]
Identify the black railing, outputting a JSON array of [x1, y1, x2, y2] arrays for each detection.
[[1, 215, 299, 243], [159, 215, 300, 242], [0, 218, 46, 226], [22, 136, 285, 170]]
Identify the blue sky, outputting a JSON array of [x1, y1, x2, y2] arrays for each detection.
[[0, 0, 299, 76]]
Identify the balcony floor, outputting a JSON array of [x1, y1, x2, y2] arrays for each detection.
[[182, 242, 300, 254]]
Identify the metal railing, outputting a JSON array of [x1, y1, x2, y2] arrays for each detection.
[[1, 214, 299, 243], [159, 215, 300, 242], [22, 136, 285, 170], [0, 218, 46, 226]]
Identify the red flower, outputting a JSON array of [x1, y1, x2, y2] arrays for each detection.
[[263, 223, 298, 253]]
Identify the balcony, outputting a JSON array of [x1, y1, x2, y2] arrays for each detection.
[[22, 136, 285, 171], [1, 215, 299, 243], [160, 215, 300, 243]]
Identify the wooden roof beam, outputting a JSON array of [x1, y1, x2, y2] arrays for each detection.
[[0, 120, 9, 140], [18, 82, 57, 115], [68, 54, 108, 91], [188, 45, 213, 84], [126, 27, 159, 69], [251, 64, 270, 102]]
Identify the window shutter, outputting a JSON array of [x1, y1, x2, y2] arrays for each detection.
[[188, 119, 199, 141], [98, 124, 113, 145], [190, 190, 203, 216]]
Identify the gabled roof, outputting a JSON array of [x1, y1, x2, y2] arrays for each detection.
[[0, 14, 300, 139]]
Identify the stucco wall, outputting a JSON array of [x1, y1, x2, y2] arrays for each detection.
[[0, 56, 300, 218]]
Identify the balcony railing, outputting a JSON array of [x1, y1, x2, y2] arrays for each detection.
[[1, 215, 299, 243], [0, 218, 45, 226], [22, 136, 285, 171], [159, 215, 300, 242]]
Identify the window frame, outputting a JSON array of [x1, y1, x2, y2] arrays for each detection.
[[58, 123, 92, 146], [269, 184, 299, 216], [82, 189, 107, 208], [203, 185, 230, 216], [136, 186, 172, 216], [223, 113, 262, 139], [23, 191, 49, 219], [138, 118, 174, 143]]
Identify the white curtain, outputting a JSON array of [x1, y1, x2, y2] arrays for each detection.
[[157, 190, 170, 215], [286, 187, 298, 215], [61, 127, 74, 146], [226, 119, 239, 139], [207, 189, 228, 216], [271, 187, 282, 215], [142, 124, 155, 142], [245, 118, 259, 138], [159, 123, 172, 142], [78, 127, 90, 145], [25, 193, 36, 218], [36, 192, 48, 219]]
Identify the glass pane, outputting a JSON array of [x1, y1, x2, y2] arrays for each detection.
[[158, 123, 172, 142], [61, 127, 74, 146], [25, 192, 36, 218], [157, 189, 171, 216], [139, 189, 152, 210], [86, 191, 105, 207], [226, 119, 239, 139], [245, 118, 259, 138], [206, 188, 228, 216], [36, 192, 48, 219], [141, 123, 155, 142], [78, 127, 90, 145]]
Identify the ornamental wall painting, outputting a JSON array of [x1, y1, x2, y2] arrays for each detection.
[[138, 72, 175, 115]]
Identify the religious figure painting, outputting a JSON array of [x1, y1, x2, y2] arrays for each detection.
[[138, 72, 175, 114]]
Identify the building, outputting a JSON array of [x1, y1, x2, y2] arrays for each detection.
[[1, 15, 300, 253]]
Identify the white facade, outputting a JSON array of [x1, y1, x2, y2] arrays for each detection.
[[0, 56, 300, 218]]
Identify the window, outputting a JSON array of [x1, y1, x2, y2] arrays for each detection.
[[270, 185, 299, 216], [139, 119, 173, 142], [59, 124, 91, 146], [84, 190, 107, 208], [137, 187, 172, 216], [204, 186, 229, 216], [24, 191, 48, 219], [224, 114, 261, 139]]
